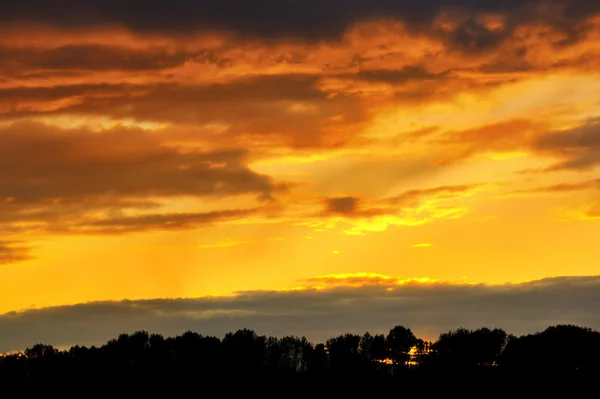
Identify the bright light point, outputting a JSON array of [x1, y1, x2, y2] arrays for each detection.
[[332, 250, 340, 255], [413, 243, 433, 248]]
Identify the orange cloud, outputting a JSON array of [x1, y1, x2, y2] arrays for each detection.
[[0, 241, 32, 265], [511, 179, 600, 195], [1, 1, 600, 319], [0, 121, 288, 240], [298, 184, 484, 236], [532, 118, 600, 171], [305, 273, 441, 289]]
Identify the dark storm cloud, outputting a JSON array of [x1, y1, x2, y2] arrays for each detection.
[[1, 275, 599, 353], [1, 0, 598, 40]]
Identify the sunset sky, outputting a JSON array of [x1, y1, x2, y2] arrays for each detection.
[[1, 0, 600, 352]]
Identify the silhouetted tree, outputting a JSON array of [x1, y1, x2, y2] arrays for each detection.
[[386, 325, 419, 367], [326, 333, 362, 370], [358, 332, 389, 373], [427, 327, 508, 368], [2, 322, 600, 392], [500, 325, 600, 371], [308, 343, 328, 372], [265, 335, 313, 372], [222, 328, 266, 372], [25, 343, 57, 360]]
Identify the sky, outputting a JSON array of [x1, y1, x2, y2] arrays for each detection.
[[1, 0, 600, 352]]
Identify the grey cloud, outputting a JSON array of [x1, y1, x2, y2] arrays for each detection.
[[324, 197, 360, 214], [321, 196, 393, 218], [76, 208, 258, 234], [446, 17, 509, 53], [0, 122, 286, 236], [533, 118, 600, 171], [352, 67, 451, 84], [0, 77, 324, 117], [0, 122, 284, 203], [0, 76, 367, 148], [0, 84, 130, 102], [511, 179, 600, 194], [1, 0, 598, 42], [0, 45, 188, 74], [1, 275, 599, 353]]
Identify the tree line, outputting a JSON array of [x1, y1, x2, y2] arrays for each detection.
[[1, 324, 599, 392]]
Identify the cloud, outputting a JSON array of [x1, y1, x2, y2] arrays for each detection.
[[1, 274, 600, 353], [583, 205, 600, 220], [532, 118, 600, 171], [0, 122, 284, 201], [0, 241, 31, 265], [435, 119, 546, 163], [0, 121, 286, 235], [511, 179, 600, 194], [304, 184, 483, 235], [426, 117, 600, 169], [1, 14, 598, 156], [351, 66, 450, 84], [0, 44, 188, 75], [324, 197, 361, 214], [77, 208, 258, 234], [0, 76, 368, 148], [383, 184, 484, 206], [1, 0, 598, 42]]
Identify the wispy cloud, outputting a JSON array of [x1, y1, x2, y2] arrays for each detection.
[[0, 241, 32, 265], [413, 243, 433, 248]]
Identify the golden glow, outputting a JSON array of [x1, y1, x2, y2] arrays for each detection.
[[1, 10, 600, 316]]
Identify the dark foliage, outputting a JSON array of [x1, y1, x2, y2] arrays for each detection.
[[1, 324, 599, 394]]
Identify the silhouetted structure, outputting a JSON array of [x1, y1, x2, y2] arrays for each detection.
[[1, 324, 599, 393]]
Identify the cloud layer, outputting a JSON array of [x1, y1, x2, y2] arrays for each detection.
[[0, 241, 31, 265], [1, 275, 599, 353], [1, 0, 599, 319], [2, 0, 599, 42]]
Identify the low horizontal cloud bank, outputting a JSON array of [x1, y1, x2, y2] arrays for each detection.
[[1, 275, 599, 353]]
